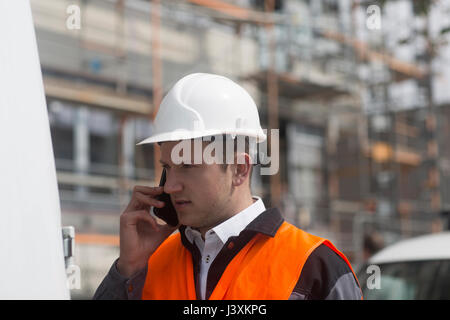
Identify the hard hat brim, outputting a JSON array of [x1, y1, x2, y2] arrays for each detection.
[[137, 129, 267, 146]]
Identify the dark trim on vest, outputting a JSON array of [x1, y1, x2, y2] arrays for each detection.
[[179, 225, 202, 300], [245, 207, 284, 237], [293, 244, 359, 300], [178, 207, 284, 300]]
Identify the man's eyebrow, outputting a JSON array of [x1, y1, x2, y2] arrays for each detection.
[[159, 160, 168, 165]]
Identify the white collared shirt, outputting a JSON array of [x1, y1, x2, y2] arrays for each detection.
[[184, 196, 266, 300]]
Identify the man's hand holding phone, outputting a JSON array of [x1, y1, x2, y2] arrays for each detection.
[[117, 185, 178, 278]]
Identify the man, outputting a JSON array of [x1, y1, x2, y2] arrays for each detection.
[[93, 73, 362, 300]]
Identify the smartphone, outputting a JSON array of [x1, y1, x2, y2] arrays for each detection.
[[153, 169, 179, 226]]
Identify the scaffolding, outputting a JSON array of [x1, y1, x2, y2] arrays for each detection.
[[29, 0, 450, 297]]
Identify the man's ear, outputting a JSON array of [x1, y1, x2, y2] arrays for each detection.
[[231, 153, 252, 187]]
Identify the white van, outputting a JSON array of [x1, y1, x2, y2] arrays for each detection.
[[357, 232, 450, 299]]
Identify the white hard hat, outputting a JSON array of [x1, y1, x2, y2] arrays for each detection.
[[137, 73, 266, 145]]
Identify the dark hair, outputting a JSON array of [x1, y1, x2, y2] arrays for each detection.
[[217, 135, 254, 187], [363, 232, 384, 254]]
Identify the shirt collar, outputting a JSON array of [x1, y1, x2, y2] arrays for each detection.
[[179, 207, 284, 253], [211, 196, 266, 244], [184, 196, 266, 245]]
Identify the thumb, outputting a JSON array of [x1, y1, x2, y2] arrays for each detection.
[[156, 223, 178, 240]]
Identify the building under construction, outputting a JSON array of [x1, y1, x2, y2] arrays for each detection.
[[29, 0, 450, 298]]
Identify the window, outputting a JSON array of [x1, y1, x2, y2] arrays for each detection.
[[134, 117, 154, 181], [359, 260, 450, 300], [88, 109, 120, 177], [48, 99, 75, 167]]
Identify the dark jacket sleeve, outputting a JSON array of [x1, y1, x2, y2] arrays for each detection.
[[92, 259, 147, 300], [289, 244, 362, 300]]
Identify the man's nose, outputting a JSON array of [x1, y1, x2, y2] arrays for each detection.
[[163, 170, 183, 194]]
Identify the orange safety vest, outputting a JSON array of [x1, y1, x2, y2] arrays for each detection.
[[142, 221, 359, 300]]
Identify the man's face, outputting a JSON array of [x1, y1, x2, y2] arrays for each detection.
[[159, 141, 233, 229]]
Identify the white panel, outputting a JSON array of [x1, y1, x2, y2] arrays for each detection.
[[0, 0, 69, 299]]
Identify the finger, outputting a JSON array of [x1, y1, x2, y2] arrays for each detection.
[[121, 210, 160, 232], [134, 192, 165, 208], [125, 191, 164, 212], [133, 185, 164, 195], [161, 223, 179, 234], [154, 223, 178, 241], [125, 195, 148, 212]]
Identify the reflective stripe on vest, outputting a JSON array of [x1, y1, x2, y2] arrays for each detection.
[[141, 221, 358, 300]]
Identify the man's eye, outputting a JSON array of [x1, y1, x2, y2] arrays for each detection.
[[182, 164, 193, 168]]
